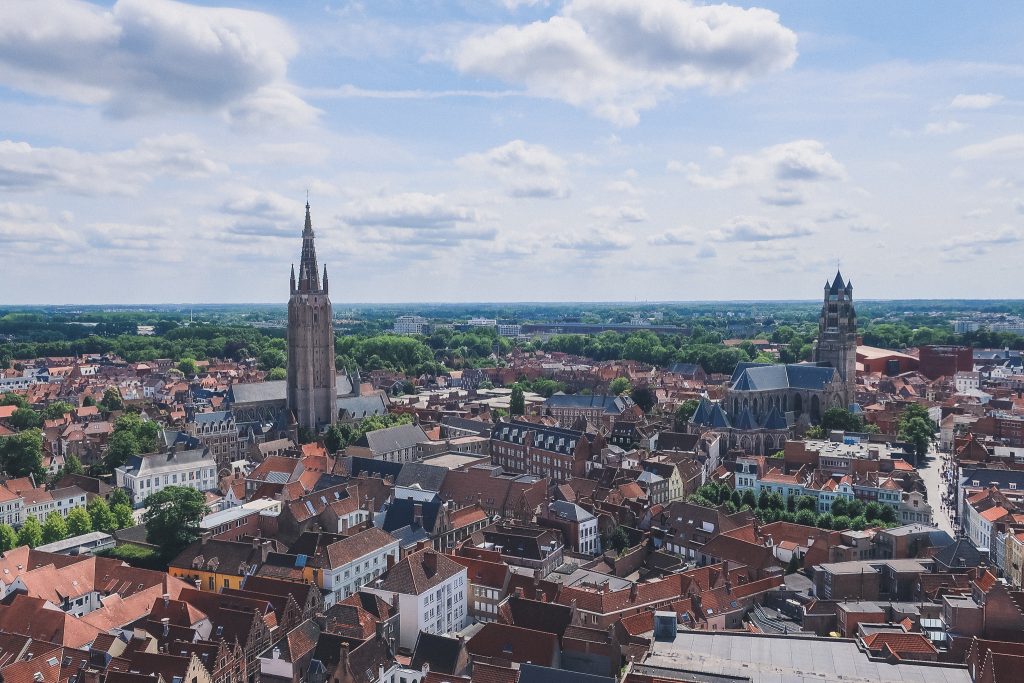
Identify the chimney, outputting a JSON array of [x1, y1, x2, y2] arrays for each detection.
[[386, 553, 396, 570], [194, 579, 201, 590], [413, 503, 423, 527], [514, 587, 524, 599], [162, 594, 169, 608], [423, 550, 438, 574], [161, 617, 169, 637], [272, 647, 280, 660], [339, 643, 349, 674]]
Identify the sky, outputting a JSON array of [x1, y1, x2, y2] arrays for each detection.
[[1, 0, 1023, 305]]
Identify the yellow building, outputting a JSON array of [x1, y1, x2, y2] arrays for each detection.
[[169, 537, 270, 591]]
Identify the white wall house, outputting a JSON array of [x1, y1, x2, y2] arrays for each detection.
[[115, 447, 218, 508], [364, 549, 467, 650], [321, 527, 400, 607]]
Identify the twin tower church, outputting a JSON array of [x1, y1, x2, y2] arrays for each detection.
[[283, 203, 859, 449]]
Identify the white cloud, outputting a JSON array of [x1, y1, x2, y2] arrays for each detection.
[[553, 227, 631, 252], [924, 120, 968, 135], [648, 228, 697, 246], [0, 134, 226, 195], [1015, 199, 1024, 215], [954, 135, 1024, 160], [686, 139, 846, 190], [458, 140, 570, 198], [0, 0, 314, 125], [0, 202, 80, 252], [588, 204, 648, 223], [340, 192, 482, 229], [710, 215, 813, 242], [942, 227, 1023, 249], [949, 93, 1004, 110], [453, 0, 797, 125]]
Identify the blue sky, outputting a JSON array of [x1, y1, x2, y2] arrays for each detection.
[[1, 0, 1022, 304]]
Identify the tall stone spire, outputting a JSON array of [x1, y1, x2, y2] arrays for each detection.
[[287, 200, 337, 432], [298, 201, 320, 293]]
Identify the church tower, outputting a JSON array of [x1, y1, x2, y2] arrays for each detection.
[[813, 271, 857, 406], [287, 202, 337, 431]]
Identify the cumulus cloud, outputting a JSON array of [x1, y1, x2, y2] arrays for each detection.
[[949, 93, 1004, 110], [648, 228, 696, 246], [452, 0, 797, 125], [954, 134, 1024, 161], [686, 139, 846, 190], [0, 134, 226, 195], [553, 228, 631, 252], [710, 215, 813, 242], [940, 227, 1023, 260], [0, 0, 315, 124], [0, 202, 80, 252], [458, 140, 570, 198], [588, 204, 648, 223], [924, 120, 968, 135], [340, 192, 482, 229]]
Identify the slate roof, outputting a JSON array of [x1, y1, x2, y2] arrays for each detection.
[[349, 456, 402, 480], [933, 538, 983, 569], [544, 394, 631, 415], [761, 404, 788, 430], [193, 411, 233, 425], [548, 500, 594, 523], [337, 393, 389, 419], [492, 420, 591, 456], [357, 423, 430, 454], [729, 363, 838, 392], [123, 447, 213, 476], [381, 497, 443, 533], [411, 632, 465, 675], [395, 463, 448, 492], [733, 406, 759, 431], [229, 381, 287, 405], [691, 402, 731, 429]]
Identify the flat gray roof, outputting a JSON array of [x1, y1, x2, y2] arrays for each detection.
[[646, 631, 971, 683]]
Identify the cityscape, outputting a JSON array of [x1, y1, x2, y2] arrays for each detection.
[[1, 3, 1024, 683]]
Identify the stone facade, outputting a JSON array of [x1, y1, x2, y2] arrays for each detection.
[[813, 270, 857, 406], [287, 202, 337, 432]]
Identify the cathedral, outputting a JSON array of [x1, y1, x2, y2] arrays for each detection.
[[287, 202, 338, 432], [688, 271, 858, 454]]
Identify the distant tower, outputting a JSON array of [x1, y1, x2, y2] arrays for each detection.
[[287, 202, 337, 432], [813, 271, 857, 406]]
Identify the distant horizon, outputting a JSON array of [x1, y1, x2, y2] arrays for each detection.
[[4, 297, 1023, 309]]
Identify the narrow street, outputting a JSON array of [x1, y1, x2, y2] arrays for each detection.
[[917, 445, 957, 538]]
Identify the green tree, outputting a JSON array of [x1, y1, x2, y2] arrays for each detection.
[[797, 495, 818, 512], [17, 517, 43, 547], [674, 399, 700, 431], [898, 403, 936, 456], [832, 515, 852, 531], [0, 524, 16, 551], [99, 387, 123, 413], [112, 503, 135, 530], [830, 498, 849, 518], [0, 429, 46, 480], [323, 424, 345, 454], [609, 527, 630, 554], [109, 488, 132, 509], [66, 507, 93, 537], [821, 407, 864, 432], [805, 425, 826, 439], [816, 513, 835, 530], [41, 401, 75, 420], [41, 511, 68, 544], [757, 488, 770, 510], [143, 486, 207, 559], [741, 490, 757, 509], [609, 377, 631, 395], [267, 368, 286, 381], [795, 509, 818, 526], [0, 393, 29, 409], [9, 407, 42, 430], [104, 429, 139, 471], [510, 386, 526, 416], [864, 502, 885, 523], [630, 385, 656, 413], [88, 498, 117, 533], [850, 515, 868, 531], [62, 453, 84, 476], [177, 358, 199, 376], [786, 553, 801, 574], [259, 349, 286, 370]]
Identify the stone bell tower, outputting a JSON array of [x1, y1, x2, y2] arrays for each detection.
[[812, 270, 857, 407], [287, 202, 337, 431]]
